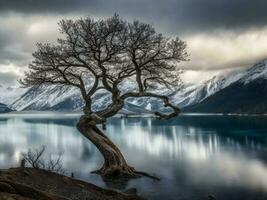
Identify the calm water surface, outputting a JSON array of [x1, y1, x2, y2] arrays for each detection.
[[1, 113, 267, 200]]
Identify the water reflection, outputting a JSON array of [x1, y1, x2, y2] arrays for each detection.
[[0, 114, 267, 199]]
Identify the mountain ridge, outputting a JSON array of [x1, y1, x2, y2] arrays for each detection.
[[1, 59, 267, 114], [184, 59, 267, 114]]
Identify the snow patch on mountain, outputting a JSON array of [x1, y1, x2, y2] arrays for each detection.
[[1, 59, 267, 113], [0, 86, 28, 109], [240, 59, 267, 84]]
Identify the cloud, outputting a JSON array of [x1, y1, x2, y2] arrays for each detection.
[[0, 0, 89, 14], [0, 16, 29, 65], [0, 71, 19, 86], [1, 0, 267, 34], [0, 14, 67, 68], [0, 1, 267, 85], [183, 27, 267, 70]]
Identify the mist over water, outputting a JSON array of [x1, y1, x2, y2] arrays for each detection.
[[0, 113, 267, 200]]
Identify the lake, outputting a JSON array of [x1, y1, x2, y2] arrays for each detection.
[[1, 113, 267, 200]]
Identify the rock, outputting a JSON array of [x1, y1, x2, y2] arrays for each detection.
[[0, 182, 16, 193], [0, 168, 143, 200]]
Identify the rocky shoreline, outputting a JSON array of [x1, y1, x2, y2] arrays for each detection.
[[0, 168, 143, 200]]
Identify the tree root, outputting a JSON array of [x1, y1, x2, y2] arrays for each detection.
[[91, 166, 160, 181], [134, 171, 160, 181]]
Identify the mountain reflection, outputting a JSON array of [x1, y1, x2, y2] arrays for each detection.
[[1, 114, 267, 199]]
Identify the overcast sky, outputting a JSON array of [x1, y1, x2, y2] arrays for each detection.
[[1, 0, 267, 86]]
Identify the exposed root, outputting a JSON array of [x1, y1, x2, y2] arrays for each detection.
[[134, 171, 160, 181], [91, 165, 160, 181]]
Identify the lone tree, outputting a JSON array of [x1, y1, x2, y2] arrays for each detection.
[[21, 14, 188, 179]]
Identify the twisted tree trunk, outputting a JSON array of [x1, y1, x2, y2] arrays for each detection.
[[77, 114, 137, 178], [77, 114, 160, 180]]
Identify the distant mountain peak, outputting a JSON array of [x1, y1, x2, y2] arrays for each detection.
[[0, 59, 267, 114], [184, 59, 267, 114], [240, 59, 267, 84]]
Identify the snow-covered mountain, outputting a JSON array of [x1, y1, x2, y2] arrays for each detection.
[[184, 59, 267, 114], [170, 72, 242, 108], [0, 82, 214, 113], [1, 59, 267, 114], [0, 83, 156, 114], [0, 102, 13, 113], [239, 60, 267, 84], [0, 86, 27, 107]]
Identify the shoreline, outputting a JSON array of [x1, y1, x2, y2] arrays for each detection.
[[0, 111, 267, 118], [0, 167, 143, 200]]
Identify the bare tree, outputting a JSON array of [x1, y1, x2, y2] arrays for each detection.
[[46, 154, 65, 174], [21, 14, 188, 179], [21, 146, 65, 174], [21, 146, 46, 169]]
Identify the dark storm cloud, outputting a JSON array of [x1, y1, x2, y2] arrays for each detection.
[[0, 0, 267, 85], [0, 32, 27, 65], [0, 0, 95, 14], [181, 0, 267, 32], [1, 0, 267, 33], [0, 15, 33, 66]]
